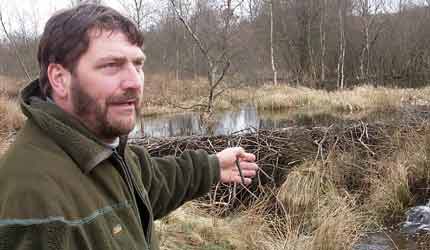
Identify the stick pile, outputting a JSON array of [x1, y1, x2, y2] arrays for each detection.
[[131, 120, 428, 211]]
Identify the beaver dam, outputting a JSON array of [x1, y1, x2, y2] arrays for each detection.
[[132, 112, 430, 250]]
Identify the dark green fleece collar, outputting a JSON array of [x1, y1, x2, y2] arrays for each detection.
[[19, 79, 127, 174]]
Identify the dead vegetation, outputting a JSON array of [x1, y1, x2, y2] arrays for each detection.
[[142, 74, 430, 118], [135, 117, 430, 249]]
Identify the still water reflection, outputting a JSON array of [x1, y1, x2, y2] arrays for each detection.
[[131, 104, 422, 138], [132, 105, 296, 138]]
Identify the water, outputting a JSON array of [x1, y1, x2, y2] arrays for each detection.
[[131, 105, 339, 138], [131, 104, 428, 138], [130, 105, 430, 249], [355, 232, 416, 250]]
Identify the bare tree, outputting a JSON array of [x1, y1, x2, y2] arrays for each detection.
[[118, 0, 158, 31], [69, 0, 103, 7], [320, 0, 327, 82], [269, 0, 277, 85], [169, 0, 243, 114], [0, 8, 31, 81], [356, 0, 384, 81], [337, 0, 346, 89]]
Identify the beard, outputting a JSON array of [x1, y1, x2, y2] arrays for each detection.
[[70, 77, 142, 140]]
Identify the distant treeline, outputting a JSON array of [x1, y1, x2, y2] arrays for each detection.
[[1, 0, 430, 89]]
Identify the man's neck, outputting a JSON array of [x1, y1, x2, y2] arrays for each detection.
[[105, 137, 120, 149]]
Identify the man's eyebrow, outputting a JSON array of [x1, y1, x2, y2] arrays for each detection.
[[96, 56, 127, 63], [134, 54, 146, 63], [96, 55, 146, 63]]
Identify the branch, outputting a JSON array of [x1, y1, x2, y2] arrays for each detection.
[[161, 93, 208, 111], [169, 0, 212, 64], [170, 102, 208, 110], [213, 60, 231, 90], [0, 10, 31, 81], [213, 86, 229, 101]]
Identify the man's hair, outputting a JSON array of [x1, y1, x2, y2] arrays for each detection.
[[37, 4, 144, 98]]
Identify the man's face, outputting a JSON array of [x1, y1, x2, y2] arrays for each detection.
[[69, 30, 145, 142]]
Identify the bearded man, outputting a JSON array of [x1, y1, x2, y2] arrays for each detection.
[[0, 4, 258, 250]]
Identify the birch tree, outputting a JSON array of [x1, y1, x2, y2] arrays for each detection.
[[320, 0, 327, 82], [269, 0, 277, 85], [337, 0, 346, 89], [356, 0, 385, 80]]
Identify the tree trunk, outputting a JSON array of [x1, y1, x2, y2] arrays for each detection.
[[320, 0, 327, 83], [337, 0, 346, 89], [207, 65, 217, 114], [307, 0, 317, 82], [270, 0, 278, 86]]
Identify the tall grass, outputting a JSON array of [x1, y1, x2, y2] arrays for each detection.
[[0, 96, 25, 156], [366, 161, 412, 223], [0, 75, 25, 98], [244, 85, 430, 112], [140, 76, 430, 116], [0, 96, 25, 132]]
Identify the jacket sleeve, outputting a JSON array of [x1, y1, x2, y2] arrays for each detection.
[[129, 146, 220, 219]]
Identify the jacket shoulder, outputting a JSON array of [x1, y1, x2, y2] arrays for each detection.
[[0, 120, 73, 174], [0, 120, 81, 218]]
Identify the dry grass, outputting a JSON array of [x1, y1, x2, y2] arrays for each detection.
[[0, 95, 25, 156], [0, 75, 25, 98], [277, 163, 335, 219], [141, 75, 430, 116], [131, 105, 430, 249], [366, 161, 412, 223], [0, 96, 25, 133], [243, 84, 430, 112], [156, 202, 269, 250], [277, 161, 365, 250], [157, 159, 366, 250], [310, 199, 364, 250]]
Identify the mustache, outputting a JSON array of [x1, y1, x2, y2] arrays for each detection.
[[106, 91, 141, 104]]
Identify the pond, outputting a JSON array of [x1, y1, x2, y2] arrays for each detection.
[[131, 104, 421, 138], [130, 105, 428, 249], [131, 105, 289, 138]]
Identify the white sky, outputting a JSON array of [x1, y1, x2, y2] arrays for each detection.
[[0, 0, 425, 38], [0, 0, 125, 37]]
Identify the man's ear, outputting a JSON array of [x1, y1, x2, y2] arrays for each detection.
[[47, 63, 71, 98]]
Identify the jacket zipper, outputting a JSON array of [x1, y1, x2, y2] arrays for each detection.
[[112, 150, 153, 244]]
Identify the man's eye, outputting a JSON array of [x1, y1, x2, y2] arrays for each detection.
[[134, 63, 144, 72], [104, 63, 118, 68]]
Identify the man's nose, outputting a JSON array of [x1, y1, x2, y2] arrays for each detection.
[[121, 63, 143, 90]]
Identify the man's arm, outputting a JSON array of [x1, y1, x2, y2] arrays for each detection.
[[129, 146, 258, 220]]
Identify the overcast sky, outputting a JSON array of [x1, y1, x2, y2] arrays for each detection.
[[0, 0, 125, 36], [0, 0, 424, 38]]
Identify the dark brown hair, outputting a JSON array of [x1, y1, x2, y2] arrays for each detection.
[[37, 4, 144, 98]]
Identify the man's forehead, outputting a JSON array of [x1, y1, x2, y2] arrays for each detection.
[[86, 29, 145, 58]]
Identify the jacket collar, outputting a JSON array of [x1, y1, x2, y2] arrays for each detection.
[[19, 79, 128, 174]]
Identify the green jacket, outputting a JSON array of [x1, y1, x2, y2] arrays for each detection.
[[0, 80, 220, 249]]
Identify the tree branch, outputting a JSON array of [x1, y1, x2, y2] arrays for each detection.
[[0, 10, 31, 81], [169, 0, 212, 64], [213, 60, 231, 90]]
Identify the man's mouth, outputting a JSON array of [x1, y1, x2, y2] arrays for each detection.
[[110, 99, 138, 108]]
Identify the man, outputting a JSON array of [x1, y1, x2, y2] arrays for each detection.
[[0, 4, 258, 250]]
